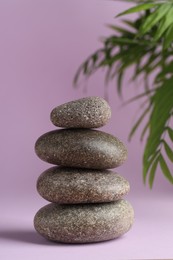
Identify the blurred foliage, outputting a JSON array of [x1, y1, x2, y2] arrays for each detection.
[[74, 0, 173, 187]]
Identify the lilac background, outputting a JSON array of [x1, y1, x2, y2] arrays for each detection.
[[0, 1, 173, 259]]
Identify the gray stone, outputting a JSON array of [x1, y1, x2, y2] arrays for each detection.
[[34, 200, 134, 243], [35, 129, 127, 169], [50, 96, 111, 128], [37, 167, 130, 203]]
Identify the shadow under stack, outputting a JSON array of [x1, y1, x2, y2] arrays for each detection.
[[34, 97, 134, 243]]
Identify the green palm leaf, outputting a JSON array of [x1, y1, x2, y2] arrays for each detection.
[[164, 24, 173, 48], [116, 3, 158, 17], [163, 141, 173, 162], [154, 7, 173, 40], [167, 127, 173, 142], [149, 157, 159, 188], [139, 3, 172, 35], [159, 154, 173, 183], [74, 0, 173, 187], [128, 106, 150, 141]]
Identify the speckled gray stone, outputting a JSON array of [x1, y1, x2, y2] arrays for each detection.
[[35, 129, 127, 169], [34, 200, 134, 243], [50, 96, 111, 129], [37, 167, 130, 204]]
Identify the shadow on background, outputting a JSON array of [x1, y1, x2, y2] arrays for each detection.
[[0, 229, 121, 246], [0, 230, 62, 246]]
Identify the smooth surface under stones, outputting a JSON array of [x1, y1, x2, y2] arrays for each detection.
[[34, 96, 134, 243], [50, 96, 111, 128]]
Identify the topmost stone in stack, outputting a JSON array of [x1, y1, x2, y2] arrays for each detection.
[[35, 97, 127, 169], [50, 96, 111, 128]]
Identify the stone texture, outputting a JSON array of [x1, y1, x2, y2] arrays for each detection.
[[34, 200, 134, 243], [35, 129, 127, 169], [50, 96, 111, 129], [37, 167, 130, 204]]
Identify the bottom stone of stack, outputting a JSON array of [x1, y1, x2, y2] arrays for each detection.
[[34, 200, 134, 243]]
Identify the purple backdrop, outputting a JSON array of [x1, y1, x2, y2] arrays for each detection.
[[0, 1, 173, 259]]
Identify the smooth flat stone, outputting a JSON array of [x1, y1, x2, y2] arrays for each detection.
[[50, 96, 111, 128], [35, 129, 127, 169], [37, 167, 130, 203], [34, 200, 134, 243]]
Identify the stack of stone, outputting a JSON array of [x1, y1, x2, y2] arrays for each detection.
[[34, 97, 134, 243]]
